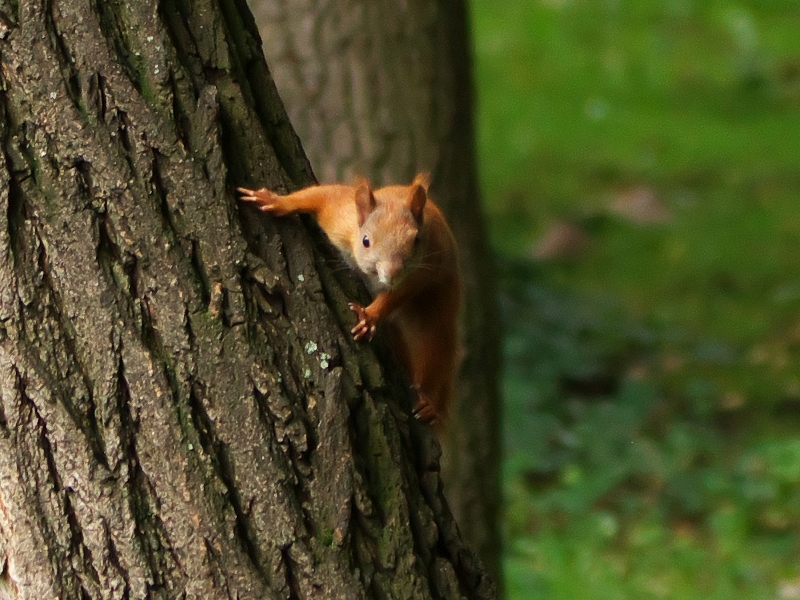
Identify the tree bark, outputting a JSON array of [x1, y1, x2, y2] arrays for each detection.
[[251, 0, 502, 586], [0, 0, 495, 598]]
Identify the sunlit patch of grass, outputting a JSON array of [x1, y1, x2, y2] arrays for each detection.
[[506, 513, 786, 600]]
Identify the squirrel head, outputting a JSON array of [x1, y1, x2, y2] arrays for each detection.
[[354, 175, 429, 290]]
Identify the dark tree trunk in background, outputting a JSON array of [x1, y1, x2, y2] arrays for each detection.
[[0, 1, 495, 598], [251, 0, 502, 587]]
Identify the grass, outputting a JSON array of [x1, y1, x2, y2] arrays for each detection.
[[470, 1, 800, 598]]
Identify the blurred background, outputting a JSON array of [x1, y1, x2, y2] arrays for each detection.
[[473, 1, 800, 598]]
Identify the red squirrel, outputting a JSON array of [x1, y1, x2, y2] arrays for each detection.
[[238, 174, 461, 428]]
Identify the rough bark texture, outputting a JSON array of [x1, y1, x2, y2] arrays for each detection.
[[251, 0, 502, 586], [0, 0, 496, 598]]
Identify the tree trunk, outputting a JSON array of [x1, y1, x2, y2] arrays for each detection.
[[251, 0, 502, 586], [0, 1, 495, 598]]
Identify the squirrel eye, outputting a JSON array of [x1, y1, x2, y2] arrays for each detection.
[[362, 235, 370, 248]]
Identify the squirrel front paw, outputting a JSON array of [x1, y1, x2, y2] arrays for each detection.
[[349, 303, 378, 341], [237, 187, 288, 215]]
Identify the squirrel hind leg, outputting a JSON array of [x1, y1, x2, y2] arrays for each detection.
[[412, 389, 440, 424], [408, 330, 458, 423], [412, 387, 451, 439]]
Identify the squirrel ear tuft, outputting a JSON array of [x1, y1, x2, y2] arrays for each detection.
[[408, 183, 427, 225], [354, 180, 376, 227], [412, 172, 431, 191]]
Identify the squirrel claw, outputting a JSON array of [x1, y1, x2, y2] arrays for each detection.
[[237, 187, 277, 211], [236, 186, 260, 200], [412, 391, 439, 424]]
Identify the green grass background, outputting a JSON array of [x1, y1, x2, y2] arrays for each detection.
[[470, 1, 800, 598]]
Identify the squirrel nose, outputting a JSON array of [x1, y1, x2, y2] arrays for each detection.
[[377, 269, 394, 286], [377, 260, 402, 286]]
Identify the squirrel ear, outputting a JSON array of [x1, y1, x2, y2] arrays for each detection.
[[354, 180, 376, 227], [408, 183, 427, 225]]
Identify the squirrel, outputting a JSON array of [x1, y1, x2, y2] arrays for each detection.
[[238, 174, 461, 429]]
